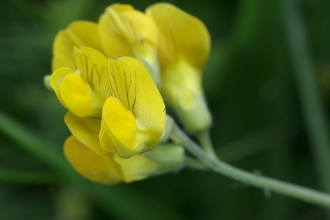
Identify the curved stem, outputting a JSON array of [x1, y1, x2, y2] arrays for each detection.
[[197, 131, 217, 159], [185, 156, 208, 170], [171, 124, 330, 208]]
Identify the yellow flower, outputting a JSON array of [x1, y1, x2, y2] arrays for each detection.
[[51, 21, 104, 72], [50, 46, 184, 184], [98, 4, 160, 87], [146, 3, 212, 134], [64, 112, 183, 184], [48, 4, 161, 87], [50, 47, 165, 158]]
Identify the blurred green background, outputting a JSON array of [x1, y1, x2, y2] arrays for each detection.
[[1, 0, 330, 219]]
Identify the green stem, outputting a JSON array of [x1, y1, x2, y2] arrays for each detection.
[[171, 124, 330, 208], [281, 0, 330, 195], [185, 156, 208, 170], [198, 131, 217, 158]]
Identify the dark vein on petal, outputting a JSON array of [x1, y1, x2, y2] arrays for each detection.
[[132, 70, 137, 115], [123, 70, 130, 110]]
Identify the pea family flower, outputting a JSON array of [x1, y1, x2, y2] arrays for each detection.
[[48, 4, 161, 88], [49, 46, 183, 184], [47, 2, 215, 184], [98, 4, 161, 86], [64, 112, 183, 184], [51, 21, 104, 72], [51, 47, 165, 157], [147, 3, 212, 134]]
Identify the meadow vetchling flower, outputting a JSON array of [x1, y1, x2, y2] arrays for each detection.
[[49, 46, 184, 184], [51, 21, 104, 72], [98, 4, 161, 86], [50, 47, 166, 158], [64, 112, 183, 184], [147, 3, 212, 134], [48, 4, 161, 88], [44, 3, 218, 184]]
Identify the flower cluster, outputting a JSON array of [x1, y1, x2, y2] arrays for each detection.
[[46, 3, 211, 184]]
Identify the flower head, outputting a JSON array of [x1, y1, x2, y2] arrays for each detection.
[[64, 112, 183, 184], [49, 4, 161, 88], [50, 46, 184, 184], [98, 4, 158, 60], [98, 4, 161, 86], [46, 2, 219, 184], [50, 47, 166, 158]]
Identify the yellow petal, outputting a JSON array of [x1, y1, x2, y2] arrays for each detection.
[[50, 67, 74, 107], [60, 73, 102, 117], [64, 135, 122, 185], [100, 96, 137, 158], [105, 57, 166, 157], [98, 4, 158, 59], [64, 114, 182, 184], [65, 112, 113, 160], [146, 3, 210, 69], [73, 47, 110, 102], [51, 47, 110, 116], [52, 21, 103, 72]]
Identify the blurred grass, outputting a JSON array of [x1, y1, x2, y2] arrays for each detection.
[[282, 0, 330, 215], [1, 0, 330, 219]]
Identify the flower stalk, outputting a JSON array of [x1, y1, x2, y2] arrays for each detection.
[[171, 123, 330, 208], [197, 131, 217, 159]]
